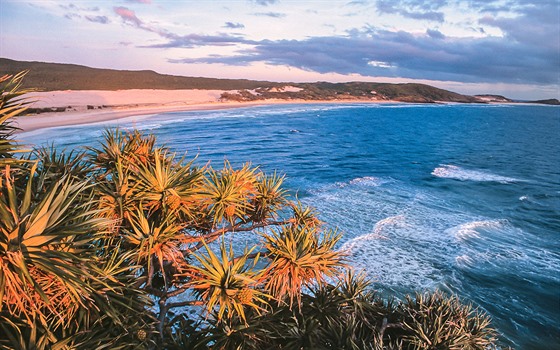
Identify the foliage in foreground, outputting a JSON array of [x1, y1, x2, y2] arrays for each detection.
[[1, 72, 499, 349]]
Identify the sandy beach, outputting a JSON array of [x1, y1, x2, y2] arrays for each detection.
[[15, 89, 393, 132]]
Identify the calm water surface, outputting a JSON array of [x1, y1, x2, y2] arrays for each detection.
[[22, 103, 560, 349]]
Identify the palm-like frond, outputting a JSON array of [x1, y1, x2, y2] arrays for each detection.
[[89, 129, 160, 175], [32, 145, 91, 184], [0, 165, 102, 328], [290, 201, 322, 228], [187, 240, 268, 322], [400, 291, 497, 350], [199, 162, 258, 226], [124, 206, 187, 286], [249, 171, 287, 223], [131, 148, 202, 217], [0, 71, 34, 164], [262, 224, 345, 308], [94, 160, 137, 234]]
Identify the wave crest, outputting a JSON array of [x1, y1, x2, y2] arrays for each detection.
[[446, 219, 507, 241], [349, 176, 383, 186], [432, 164, 520, 183]]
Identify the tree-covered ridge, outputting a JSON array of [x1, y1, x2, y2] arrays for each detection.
[[1, 72, 501, 349], [2, 58, 477, 103]]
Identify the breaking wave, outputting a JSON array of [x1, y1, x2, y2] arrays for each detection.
[[446, 219, 507, 241], [432, 164, 521, 183]]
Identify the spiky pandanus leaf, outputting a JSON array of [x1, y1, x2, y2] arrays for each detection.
[[62, 248, 156, 350], [93, 159, 138, 235], [31, 145, 91, 184], [249, 171, 287, 223], [0, 166, 134, 349], [0, 71, 34, 165], [400, 291, 497, 350], [262, 224, 345, 308], [186, 240, 268, 322], [0, 165, 102, 327], [131, 148, 203, 219], [124, 206, 187, 287], [290, 201, 322, 228], [199, 162, 258, 226], [88, 129, 159, 175], [0, 168, 154, 349]]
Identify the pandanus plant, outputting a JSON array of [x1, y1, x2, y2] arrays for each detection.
[[0, 71, 499, 349], [0, 73, 151, 349]]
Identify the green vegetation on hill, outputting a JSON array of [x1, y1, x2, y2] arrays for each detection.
[[1, 72, 503, 349], [1, 58, 279, 91], [529, 98, 560, 105], [3, 58, 480, 103]]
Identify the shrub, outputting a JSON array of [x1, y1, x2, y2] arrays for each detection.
[[0, 72, 500, 349]]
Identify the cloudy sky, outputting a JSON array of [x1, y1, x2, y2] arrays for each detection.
[[1, 0, 558, 99]]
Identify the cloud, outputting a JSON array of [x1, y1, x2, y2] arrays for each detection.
[[112, 7, 251, 48], [346, 1, 370, 5], [125, 0, 152, 4], [85, 15, 109, 24], [376, 0, 446, 22], [114, 6, 143, 27], [60, 3, 99, 12], [253, 12, 286, 18], [478, 1, 559, 51], [145, 33, 254, 49], [60, 3, 100, 20], [64, 13, 80, 20], [110, 0, 556, 87], [426, 28, 445, 39], [252, 0, 279, 5], [224, 22, 245, 29], [113, 6, 174, 39], [168, 27, 558, 85]]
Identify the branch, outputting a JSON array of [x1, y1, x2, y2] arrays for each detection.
[[192, 220, 288, 251], [166, 285, 191, 298], [167, 300, 205, 309], [379, 317, 404, 339], [234, 251, 268, 263], [144, 286, 165, 298]]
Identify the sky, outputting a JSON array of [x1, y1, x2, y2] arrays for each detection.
[[1, 0, 559, 99]]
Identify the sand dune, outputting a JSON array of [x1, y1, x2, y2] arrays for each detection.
[[15, 89, 396, 132]]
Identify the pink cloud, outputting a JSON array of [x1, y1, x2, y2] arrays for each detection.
[[113, 6, 175, 40], [114, 6, 143, 27]]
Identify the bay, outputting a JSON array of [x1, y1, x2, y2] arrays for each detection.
[[21, 103, 560, 349]]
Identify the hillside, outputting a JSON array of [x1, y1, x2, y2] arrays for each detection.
[[1, 58, 277, 91], [0, 58, 500, 104]]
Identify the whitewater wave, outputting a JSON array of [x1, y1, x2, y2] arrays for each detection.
[[446, 219, 507, 241], [337, 214, 445, 290], [432, 164, 521, 183], [349, 176, 384, 186], [308, 176, 386, 195], [123, 122, 162, 131], [341, 215, 406, 251], [339, 239, 442, 291], [455, 254, 475, 268]]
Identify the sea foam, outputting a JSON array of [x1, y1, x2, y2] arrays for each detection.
[[446, 219, 506, 241], [432, 164, 521, 183]]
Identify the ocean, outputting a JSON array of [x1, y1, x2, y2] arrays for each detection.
[[21, 103, 560, 348]]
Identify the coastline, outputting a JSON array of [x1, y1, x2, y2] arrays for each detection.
[[15, 89, 399, 132], [16, 89, 536, 133]]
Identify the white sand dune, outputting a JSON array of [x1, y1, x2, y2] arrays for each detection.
[[15, 89, 397, 132]]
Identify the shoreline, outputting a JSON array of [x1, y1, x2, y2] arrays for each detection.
[[14, 89, 535, 133], [14, 89, 401, 132]]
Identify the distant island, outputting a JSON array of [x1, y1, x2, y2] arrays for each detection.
[[3, 58, 558, 106]]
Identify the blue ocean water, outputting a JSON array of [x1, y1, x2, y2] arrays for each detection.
[[21, 103, 560, 348]]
